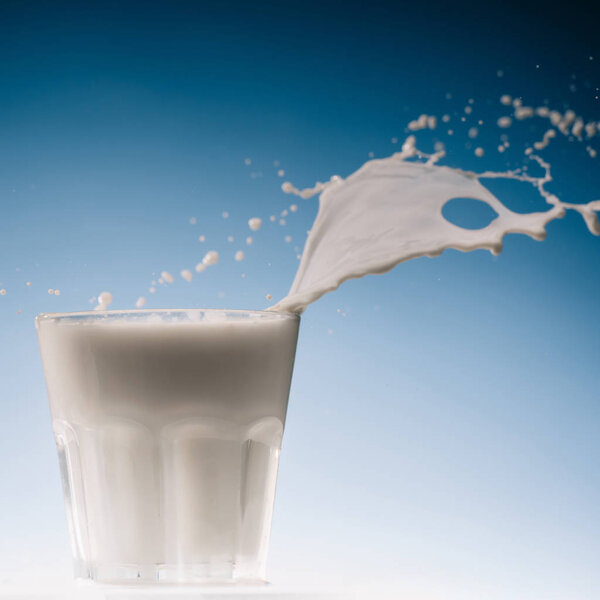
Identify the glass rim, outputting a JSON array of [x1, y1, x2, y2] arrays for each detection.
[[35, 308, 300, 324]]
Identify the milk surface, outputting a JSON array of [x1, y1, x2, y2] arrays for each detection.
[[36, 310, 299, 583]]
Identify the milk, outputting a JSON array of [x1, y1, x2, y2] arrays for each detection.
[[273, 139, 599, 312], [34, 93, 599, 585], [36, 310, 299, 583]]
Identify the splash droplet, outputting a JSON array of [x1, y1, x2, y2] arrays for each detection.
[[248, 217, 262, 231], [95, 291, 113, 310], [202, 250, 219, 266]]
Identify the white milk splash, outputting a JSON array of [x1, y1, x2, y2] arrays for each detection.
[[272, 137, 600, 313], [46, 94, 595, 312]]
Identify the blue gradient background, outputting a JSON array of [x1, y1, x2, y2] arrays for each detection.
[[0, 1, 599, 597]]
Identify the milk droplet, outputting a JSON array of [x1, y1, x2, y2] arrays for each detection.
[[136, 297, 146, 308], [227, 236, 234, 242], [48, 289, 54, 295], [280, 219, 286, 226], [533, 129, 556, 150], [474, 147, 485, 157], [180, 269, 193, 282], [202, 250, 219, 266], [234, 250, 245, 261], [195, 263, 206, 273], [0, 289, 6, 295], [248, 217, 262, 231], [464, 106, 473, 114], [584, 122, 596, 138], [198, 235, 206, 242], [26, 281, 31, 286], [408, 114, 429, 131], [515, 106, 534, 120], [244, 158, 251, 165], [222, 211, 229, 219], [536, 106, 550, 118], [572, 120, 584, 138], [468, 127, 479, 139], [290, 204, 298, 212], [265, 294, 273, 301], [277, 169, 285, 177], [189, 217, 197, 225], [270, 215, 276, 222], [95, 291, 113, 310], [281, 209, 288, 217], [54, 290, 61, 296], [246, 236, 253, 245], [285, 235, 292, 243], [161, 271, 174, 284], [497, 116, 513, 128], [149, 287, 156, 294]]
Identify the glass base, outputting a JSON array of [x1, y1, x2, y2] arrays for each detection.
[[75, 560, 268, 585]]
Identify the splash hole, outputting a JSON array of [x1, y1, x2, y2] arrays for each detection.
[[442, 197, 498, 230]]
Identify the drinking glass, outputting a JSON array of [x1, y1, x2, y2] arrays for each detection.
[[36, 309, 300, 584]]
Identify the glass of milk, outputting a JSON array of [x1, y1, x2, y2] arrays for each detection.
[[36, 309, 300, 584]]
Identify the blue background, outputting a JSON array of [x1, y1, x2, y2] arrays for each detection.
[[0, 1, 598, 597]]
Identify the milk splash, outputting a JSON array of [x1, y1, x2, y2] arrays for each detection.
[[272, 136, 600, 313], [23, 92, 595, 313]]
